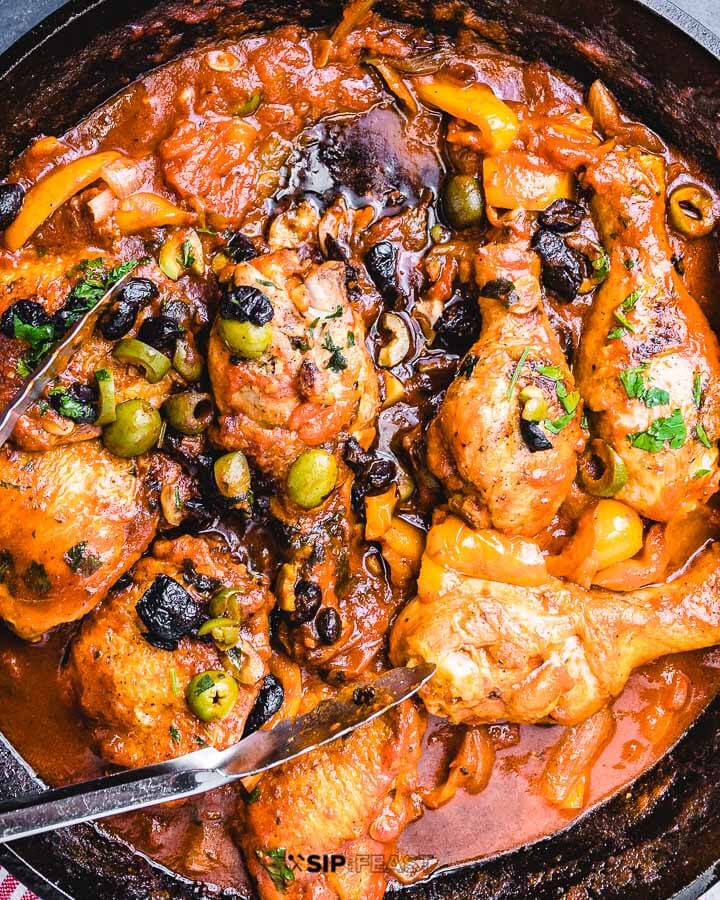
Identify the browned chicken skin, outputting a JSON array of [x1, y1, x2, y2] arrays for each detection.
[[427, 241, 585, 535], [391, 516, 720, 726], [0, 441, 158, 640], [239, 699, 424, 900], [576, 147, 720, 520], [67, 535, 272, 767], [209, 249, 379, 479]]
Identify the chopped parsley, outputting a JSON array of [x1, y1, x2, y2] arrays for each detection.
[[63, 542, 101, 577], [555, 380, 580, 415], [325, 305, 343, 319], [619, 365, 669, 407], [322, 333, 348, 373], [623, 258, 635, 270], [608, 288, 643, 340], [255, 848, 295, 892], [169, 724, 181, 745], [544, 413, 576, 434], [693, 373, 703, 409], [247, 785, 261, 804], [536, 364, 563, 381], [180, 240, 195, 269], [628, 409, 686, 453], [694, 468, 712, 479], [696, 422, 713, 449], [592, 252, 611, 281], [506, 347, 530, 400], [48, 386, 95, 422], [13, 315, 55, 377]]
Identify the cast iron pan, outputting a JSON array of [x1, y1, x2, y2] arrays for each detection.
[[0, 1, 719, 897]]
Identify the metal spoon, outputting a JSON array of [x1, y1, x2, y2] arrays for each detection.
[[0, 663, 434, 842]]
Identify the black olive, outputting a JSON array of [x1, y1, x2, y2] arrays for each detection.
[[353, 685, 376, 705], [520, 418, 553, 453], [532, 229, 587, 301], [433, 295, 481, 355], [110, 572, 133, 594], [290, 579, 322, 624], [98, 298, 140, 341], [117, 278, 159, 309], [52, 296, 90, 335], [343, 437, 373, 472], [225, 232, 258, 263], [538, 199, 586, 233], [365, 242, 399, 304], [0, 183, 24, 230], [49, 382, 98, 424], [219, 285, 274, 325], [350, 456, 397, 516], [242, 674, 285, 736], [137, 315, 184, 353], [0, 300, 51, 338], [182, 559, 221, 594], [457, 354, 479, 379], [135, 574, 205, 651], [480, 278, 519, 306], [316, 607, 342, 645]]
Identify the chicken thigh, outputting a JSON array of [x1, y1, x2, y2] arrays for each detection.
[[0, 441, 158, 640], [390, 514, 720, 726], [576, 147, 720, 520], [67, 535, 272, 767], [209, 249, 379, 479], [427, 241, 584, 535], [239, 699, 424, 900]]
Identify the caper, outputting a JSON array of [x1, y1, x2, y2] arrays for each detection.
[[286, 449, 338, 509], [197, 617, 241, 651], [102, 399, 162, 458], [443, 174, 485, 230], [162, 391, 214, 436], [185, 670, 239, 722], [218, 318, 272, 359], [214, 451, 252, 504], [209, 587, 243, 621]]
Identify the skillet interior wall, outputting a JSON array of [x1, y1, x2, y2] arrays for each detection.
[[1, 0, 720, 898]]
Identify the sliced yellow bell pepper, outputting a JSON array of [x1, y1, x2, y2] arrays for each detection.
[[380, 516, 425, 587], [115, 192, 196, 234], [425, 515, 548, 587], [365, 485, 398, 541], [482, 151, 575, 211], [414, 77, 519, 154], [5, 150, 122, 251]]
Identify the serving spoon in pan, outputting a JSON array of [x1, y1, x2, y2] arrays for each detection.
[[0, 663, 435, 842], [0, 271, 132, 448]]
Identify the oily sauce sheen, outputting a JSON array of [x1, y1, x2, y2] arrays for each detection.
[[0, 3, 719, 896]]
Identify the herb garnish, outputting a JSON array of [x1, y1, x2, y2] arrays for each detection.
[[608, 288, 643, 340], [693, 373, 703, 409], [628, 409, 686, 453], [696, 422, 713, 449], [592, 253, 611, 281], [255, 848, 295, 892], [64, 542, 101, 577], [619, 365, 669, 408], [322, 333, 348, 372], [506, 347, 530, 400], [180, 240, 195, 269], [169, 724, 181, 745]]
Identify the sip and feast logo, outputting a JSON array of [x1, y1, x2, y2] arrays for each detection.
[[287, 852, 347, 873]]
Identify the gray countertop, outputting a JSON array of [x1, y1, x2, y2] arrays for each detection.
[[0, 0, 717, 48]]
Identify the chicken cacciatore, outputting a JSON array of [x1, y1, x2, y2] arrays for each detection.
[[0, 1, 720, 896]]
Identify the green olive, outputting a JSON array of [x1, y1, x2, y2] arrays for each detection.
[[579, 438, 628, 497], [443, 174, 485, 230], [162, 391, 214, 436], [214, 451, 252, 507], [172, 336, 204, 382], [668, 183, 717, 239], [218, 318, 272, 359], [102, 399, 162, 458], [519, 386, 548, 422], [94, 368, 116, 426], [286, 449, 338, 509], [185, 670, 239, 722], [197, 617, 241, 651], [113, 338, 171, 384], [209, 588, 243, 621], [233, 90, 262, 117]]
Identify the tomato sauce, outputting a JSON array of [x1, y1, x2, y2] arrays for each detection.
[[0, 5, 719, 895]]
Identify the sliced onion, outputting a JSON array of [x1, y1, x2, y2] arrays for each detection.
[[101, 157, 145, 199], [87, 188, 118, 224]]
